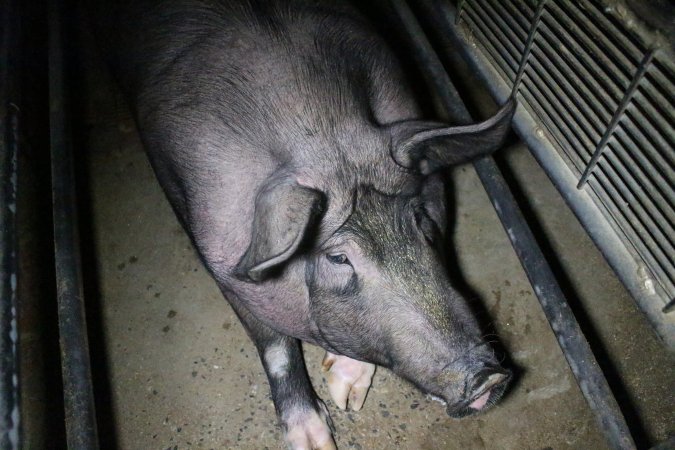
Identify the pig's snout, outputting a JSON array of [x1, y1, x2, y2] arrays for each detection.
[[440, 359, 511, 419]]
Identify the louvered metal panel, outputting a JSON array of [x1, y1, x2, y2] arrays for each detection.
[[456, 0, 675, 323]]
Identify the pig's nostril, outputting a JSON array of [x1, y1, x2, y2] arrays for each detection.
[[443, 365, 512, 418], [468, 390, 492, 410], [467, 370, 510, 410], [475, 372, 508, 394]]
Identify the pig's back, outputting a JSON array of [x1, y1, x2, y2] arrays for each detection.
[[90, 0, 420, 266], [93, 0, 414, 153]]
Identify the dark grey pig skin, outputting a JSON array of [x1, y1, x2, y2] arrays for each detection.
[[90, 1, 516, 448]]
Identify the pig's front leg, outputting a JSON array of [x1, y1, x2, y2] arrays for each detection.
[[227, 298, 336, 450], [322, 352, 376, 411]]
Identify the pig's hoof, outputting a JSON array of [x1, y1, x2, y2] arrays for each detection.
[[283, 401, 336, 450], [322, 352, 376, 411]]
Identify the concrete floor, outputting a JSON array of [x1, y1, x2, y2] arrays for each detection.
[[73, 42, 675, 450]]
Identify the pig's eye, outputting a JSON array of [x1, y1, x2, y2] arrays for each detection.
[[414, 206, 441, 245], [326, 253, 350, 266]]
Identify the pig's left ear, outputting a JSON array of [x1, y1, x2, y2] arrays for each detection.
[[389, 98, 516, 174], [235, 179, 325, 282]]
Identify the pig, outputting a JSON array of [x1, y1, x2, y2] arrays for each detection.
[[91, 0, 516, 448]]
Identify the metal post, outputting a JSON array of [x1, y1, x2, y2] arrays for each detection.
[[49, 0, 100, 447], [0, 0, 22, 446]]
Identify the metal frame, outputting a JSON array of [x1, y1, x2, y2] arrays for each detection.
[[417, 0, 675, 350], [49, 0, 100, 448], [0, 0, 22, 446], [390, 0, 638, 449]]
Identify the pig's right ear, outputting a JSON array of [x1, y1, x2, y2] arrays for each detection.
[[234, 180, 325, 282], [388, 98, 515, 174]]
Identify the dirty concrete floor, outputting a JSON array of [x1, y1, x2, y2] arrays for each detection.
[[75, 44, 675, 450]]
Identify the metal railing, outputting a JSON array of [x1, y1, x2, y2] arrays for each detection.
[[49, 0, 100, 448]]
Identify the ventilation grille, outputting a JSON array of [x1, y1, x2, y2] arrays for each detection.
[[457, 0, 675, 308]]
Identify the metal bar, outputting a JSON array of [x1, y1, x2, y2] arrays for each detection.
[[633, 82, 675, 151], [648, 62, 675, 113], [560, 1, 638, 80], [578, 50, 655, 187], [392, 0, 473, 125], [627, 92, 675, 170], [588, 158, 675, 294], [0, 106, 20, 450], [392, 1, 639, 449], [664, 299, 675, 314], [468, 0, 522, 66], [534, 25, 614, 128], [517, 83, 588, 172], [461, 9, 518, 80], [0, 94, 21, 450], [483, 0, 529, 42], [49, 0, 100, 448], [0, 0, 21, 445], [513, 0, 546, 93], [579, 0, 645, 63], [519, 66, 596, 165], [540, 7, 625, 106], [613, 125, 675, 208], [607, 139, 675, 233], [524, 47, 602, 148]]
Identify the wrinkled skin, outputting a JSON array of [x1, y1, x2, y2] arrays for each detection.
[[308, 185, 510, 415], [91, 0, 515, 448]]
